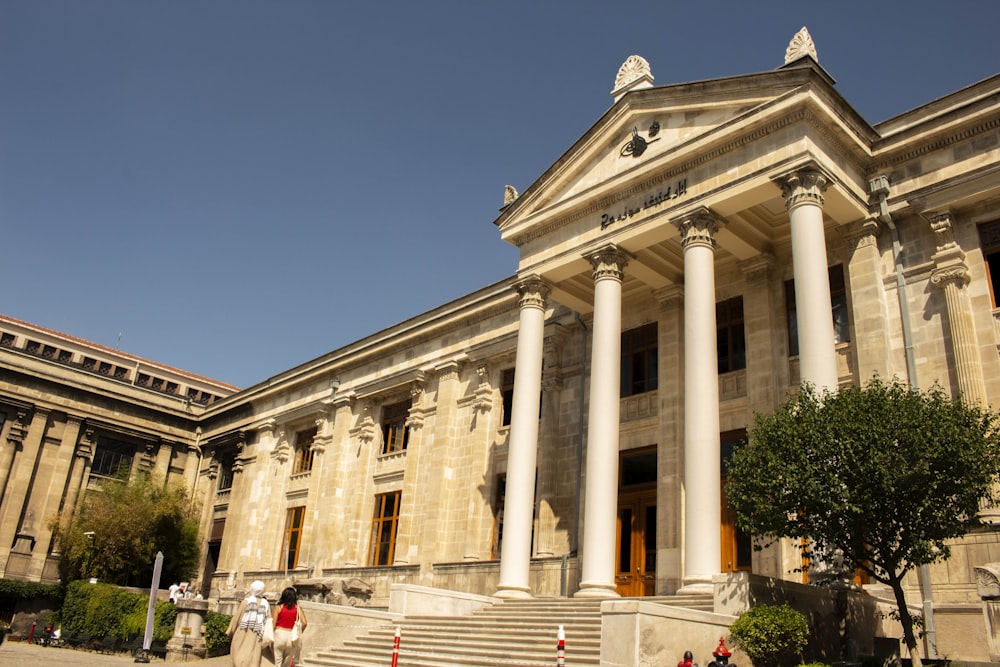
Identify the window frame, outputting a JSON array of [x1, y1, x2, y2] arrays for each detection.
[[380, 400, 411, 455], [716, 296, 747, 374], [291, 426, 317, 475], [369, 491, 401, 566], [281, 506, 306, 570], [620, 322, 658, 398]]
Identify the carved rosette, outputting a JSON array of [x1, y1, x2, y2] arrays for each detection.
[[781, 169, 828, 210], [976, 564, 1000, 599], [675, 209, 722, 250], [503, 185, 519, 206], [513, 276, 550, 310], [473, 363, 493, 413], [587, 246, 629, 282], [784, 26, 818, 64], [613, 55, 653, 91]]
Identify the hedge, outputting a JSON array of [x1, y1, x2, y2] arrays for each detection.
[[58, 580, 231, 656]]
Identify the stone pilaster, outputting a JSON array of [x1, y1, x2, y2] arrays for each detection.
[[929, 211, 987, 407], [846, 218, 895, 380]]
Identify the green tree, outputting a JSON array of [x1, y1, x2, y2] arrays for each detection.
[[729, 603, 809, 667], [50, 473, 200, 587], [725, 378, 1000, 667]]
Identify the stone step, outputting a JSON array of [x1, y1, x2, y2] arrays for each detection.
[[302, 594, 712, 667]]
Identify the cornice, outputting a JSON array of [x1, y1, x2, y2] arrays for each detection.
[[870, 116, 1000, 174]]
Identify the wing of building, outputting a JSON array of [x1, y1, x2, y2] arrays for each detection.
[[2, 28, 1000, 661]]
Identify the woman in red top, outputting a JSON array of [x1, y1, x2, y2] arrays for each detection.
[[271, 586, 308, 667]]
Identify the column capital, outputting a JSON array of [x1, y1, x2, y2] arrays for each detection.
[[738, 253, 776, 283], [931, 262, 971, 289], [778, 166, 830, 210], [584, 244, 629, 282], [512, 275, 550, 310], [674, 207, 724, 250]]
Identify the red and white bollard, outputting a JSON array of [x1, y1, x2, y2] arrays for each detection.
[[557, 624, 565, 666], [390, 626, 401, 667]]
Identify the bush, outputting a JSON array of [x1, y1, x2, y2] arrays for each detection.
[[60, 580, 179, 642], [729, 603, 809, 667], [204, 610, 232, 656]]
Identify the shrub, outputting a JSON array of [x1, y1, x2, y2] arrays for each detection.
[[729, 603, 809, 667], [204, 610, 232, 656]]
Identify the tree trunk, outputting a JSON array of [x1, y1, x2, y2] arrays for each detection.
[[890, 575, 923, 667]]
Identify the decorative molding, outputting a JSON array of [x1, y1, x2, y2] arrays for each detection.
[[674, 207, 723, 250], [473, 363, 493, 413], [930, 263, 971, 288], [512, 275, 551, 310], [928, 210, 958, 252], [976, 564, 1000, 599], [779, 168, 829, 210], [585, 245, 629, 282], [503, 185, 519, 206], [784, 27, 818, 65], [612, 55, 654, 100]]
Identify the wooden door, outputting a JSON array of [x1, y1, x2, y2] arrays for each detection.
[[615, 491, 657, 596]]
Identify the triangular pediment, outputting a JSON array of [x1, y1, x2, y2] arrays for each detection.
[[495, 63, 863, 246]]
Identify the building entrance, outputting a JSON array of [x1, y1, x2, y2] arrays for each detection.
[[615, 446, 657, 596], [615, 490, 657, 596]]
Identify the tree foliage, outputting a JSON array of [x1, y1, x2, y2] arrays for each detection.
[[50, 473, 200, 587], [726, 378, 1000, 663]]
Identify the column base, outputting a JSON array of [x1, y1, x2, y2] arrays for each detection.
[[677, 576, 714, 595], [495, 584, 533, 599], [574, 582, 619, 599]]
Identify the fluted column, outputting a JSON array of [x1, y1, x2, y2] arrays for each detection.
[[929, 212, 986, 406], [781, 168, 838, 392], [576, 245, 628, 598], [675, 209, 723, 594], [496, 275, 549, 599]]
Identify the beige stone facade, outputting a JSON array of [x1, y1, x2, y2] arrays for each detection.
[[2, 31, 1000, 661]]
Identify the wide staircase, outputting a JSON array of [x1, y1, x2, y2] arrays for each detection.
[[305, 593, 713, 667]]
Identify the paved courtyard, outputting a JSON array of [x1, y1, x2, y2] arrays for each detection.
[[0, 639, 232, 667]]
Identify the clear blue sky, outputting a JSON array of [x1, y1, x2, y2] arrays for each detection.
[[2, 1, 998, 389]]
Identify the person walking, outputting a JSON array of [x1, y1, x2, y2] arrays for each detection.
[[271, 587, 307, 667], [226, 581, 273, 667]]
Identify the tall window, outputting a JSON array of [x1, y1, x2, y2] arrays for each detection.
[[381, 400, 411, 455], [500, 369, 515, 427], [369, 491, 401, 566], [282, 506, 305, 570], [292, 426, 316, 474], [785, 265, 851, 356], [717, 297, 746, 373], [621, 323, 658, 397], [216, 451, 235, 491], [92, 437, 134, 479], [980, 221, 1000, 306]]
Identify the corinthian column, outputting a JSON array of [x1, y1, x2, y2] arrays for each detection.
[[781, 167, 838, 393], [929, 212, 987, 406], [576, 245, 628, 598], [675, 209, 723, 594], [496, 275, 549, 599]]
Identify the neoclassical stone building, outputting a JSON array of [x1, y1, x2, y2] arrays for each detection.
[[2, 29, 1000, 660]]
